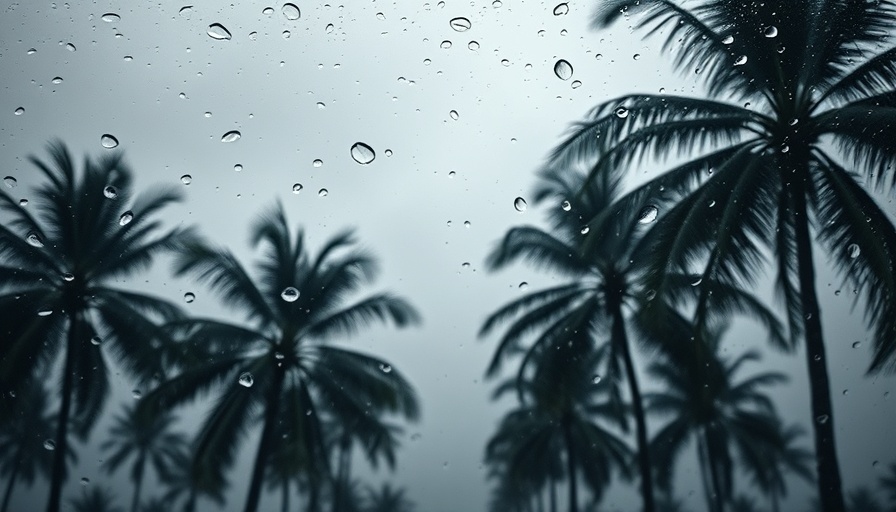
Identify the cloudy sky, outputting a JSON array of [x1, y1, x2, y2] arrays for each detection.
[[1, 1, 895, 511]]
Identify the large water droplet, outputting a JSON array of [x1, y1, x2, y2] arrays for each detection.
[[14, 107, 24, 116], [513, 197, 527, 212], [3, 176, 17, 188], [553, 59, 573, 80], [238, 372, 254, 387], [312, 159, 323, 167], [281, 287, 300, 302], [449, 17, 471, 32], [350, 142, 376, 164], [27, 232, 44, 247], [62, 273, 75, 282], [764, 25, 778, 38], [103, 186, 118, 199], [553, 3, 569, 15], [101, 12, 120, 22], [183, 292, 195, 303], [221, 130, 241, 143], [119, 211, 133, 226], [638, 205, 658, 224], [43, 440, 56, 450], [101, 134, 119, 149], [207, 23, 232, 40], [847, 243, 860, 259], [282, 3, 301, 20]]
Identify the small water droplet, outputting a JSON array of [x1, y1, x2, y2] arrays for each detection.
[[90, 336, 102, 346], [178, 6, 193, 16], [638, 205, 658, 224], [101, 134, 119, 149], [27, 48, 36, 55], [62, 273, 74, 282], [463, 220, 471, 228], [518, 282, 528, 290], [350, 142, 376, 164], [467, 40, 480, 50], [561, 200, 571, 211], [65, 43, 76, 52], [3, 176, 17, 188], [592, 374, 601, 384], [691, 277, 703, 286], [26, 232, 44, 247], [183, 292, 195, 303], [37, 309, 53, 317], [281, 286, 300, 302], [318, 188, 328, 197], [325, 24, 334, 34], [132, 389, 142, 399], [580, 225, 590, 235], [632, 53, 640, 60], [385, 149, 393, 157], [221, 130, 241, 143], [119, 211, 133, 226], [852, 341, 862, 349], [816, 414, 829, 424], [379, 363, 393, 373], [263, 6, 275, 15], [312, 159, 323, 168], [52, 76, 63, 84], [814, 354, 822, 362], [722, 34, 734, 45], [571, 80, 582, 89], [43, 440, 56, 450], [292, 183, 303, 194], [80, 477, 90, 486], [553, 3, 569, 15], [734, 55, 748, 66], [316, 101, 326, 109], [282, 30, 291, 39], [207, 23, 232, 40], [449, 110, 459, 120], [842, 389, 849, 396], [180, 174, 192, 185], [847, 243, 860, 259], [553, 59, 573, 80], [238, 372, 254, 387], [461, 262, 471, 268], [440, 40, 452, 49], [233, 164, 243, 172], [513, 197, 527, 212], [101, 12, 120, 22], [18, 199, 27, 206], [282, 3, 301, 20], [615, 106, 629, 118], [14, 107, 24, 116], [449, 17, 471, 32], [764, 25, 778, 38]]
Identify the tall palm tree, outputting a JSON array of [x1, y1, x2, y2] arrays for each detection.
[[646, 323, 787, 512], [363, 483, 414, 512], [69, 488, 124, 512], [100, 404, 187, 512], [139, 203, 421, 512], [328, 416, 402, 512], [0, 381, 54, 512], [552, 2, 896, 510], [743, 422, 814, 512], [0, 142, 192, 512]]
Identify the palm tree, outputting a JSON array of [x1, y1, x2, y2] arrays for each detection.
[[363, 483, 414, 512], [552, 2, 896, 510], [743, 422, 814, 512], [69, 488, 124, 512], [880, 462, 896, 512], [847, 487, 884, 512], [0, 381, 54, 512], [139, 203, 421, 512], [328, 417, 402, 512], [646, 323, 787, 512], [0, 142, 192, 512], [100, 404, 187, 512], [139, 498, 168, 512], [158, 446, 226, 512]]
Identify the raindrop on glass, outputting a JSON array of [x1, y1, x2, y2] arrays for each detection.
[[62, 273, 74, 282], [847, 243, 860, 259], [282, 3, 301, 20], [52, 77, 63, 84], [379, 363, 393, 373], [101, 12, 120, 22], [292, 183, 303, 194], [313, 159, 323, 167], [350, 142, 376, 165], [180, 174, 192, 185], [553, 59, 573, 80], [325, 24, 334, 34], [318, 188, 328, 197], [592, 374, 601, 384], [561, 200, 571, 211], [178, 6, 193, 16], [816, 414, 829, 424], [722, 34, 734, 45], [3, 176, 16, 188], [468, 40, 480, 50], [463, 220, 471, 228], [132, 389, 142, 399], [238, 372, 254, 387], [221, 130, 241, 143], [234, 164, 243, 172], [37, 309, 53, 317], [519, 282, 528, 290], [638, 205, 658, 224], [26, 232, 44, 247], [281, 287, 300, 302], [90, 336, 102, 346], [615, 107, 629, 118], [119, 211, 133, 226], [571, 80, 582, 89], [183, 292, 195, 303], [734, 55, 748, 66], [65, 43, 76, 52], [43, 440, 56, 451], [263, 6, 274, 15], [449, 110, 459, 120], [449, 17, 472, 32], [852, 341, 862, 349], [513, 197, 527, 212], [385, 149, 393, 157], [580, 226, 590, 235], [553, 3, 569, 15], [14, 107, 24, 116], [764, 26, 778, 38], [207, 23, 232, 40], [80, 478, 90, 486], [441, 40, 452, 49], [101, 134, 119, 149]]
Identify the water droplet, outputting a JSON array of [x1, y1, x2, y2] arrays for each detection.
[[282, 30, 291, 39], [207, 23, 232, 40], [580, 225, 590, 235], [379, 363, 393, 373], [316, 101, 326, 109], [553, 59, 573, 80], [233, 164, 243, 172], [101, 12, 120, 22], [101, 134, 119, 149], [842, 389, 849, 396], [449, 110, 459, 120], [691, 277, 703, 286], [633, 53, 640, 60], [312, 159, 323, 167], [248, 31, 258, 40], [450, 17, 472, 32], [180, 174, 192, 185], [292, 183, 303, 194], [448, 170, 456, 177], [814, 354, 822, 362], [816, 414, 829, 424], [3, 176, 16, 188], [463, 220, 471, 228], [318, 188, 328, 197], [119, 211, 133, 226], [221, 130, 241, 143], [561, 200, 571, 211], [638, 205, 658, 224], [571, 80, 582, 89], [52, 77, 63, 84], [592, 374, 601, 384], [376, 12, 386, 20], [325, 24, 334, 34], [178, 6, 193, 16], [238, 372, 254, 387], [80, 477, 90, 486], [513, 197, 527, 212], [461, 262, 471, 268], [183, 292, 195, 303], [43, 440, 56, 450], [553, 3, 569, 15], [467, 40, 480, 50], [27, 48, 36, 55], [764, 25, 778, 38], [281, 287, 300, 302], [518, 282, 528, 290], [62, 273, 74, 282], [14, 107, 24, 116], [263, 6, 275, 15], [733, 55, 748, 66], [385, 149, 393, 157], [350, 142, 376, 165], [282, 3, 301, 20], [615, 107, 629, 118], [65, 43, 76, 52], [37, 309, 53, 317], [847, 243, 860, 259], [722, 34, 734, 45], [18, 199, 27, 206], [90, 336, 102, 346], [440, 40, 452, 49], [132, 389, 142, 399], [26, 232, 44, 247], [852, 341, 862, 349]]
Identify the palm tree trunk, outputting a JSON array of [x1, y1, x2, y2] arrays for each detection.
[[560, 415, 578, 512], [703, 432, 726, 512], [790, 184, 846, 512], [332, 433, 350, 512], [610, 300, 656, 512], [282, 478, 290, 512], [696, 434, 717, 512], [243, 368, 286, 512], [1, 456, 21, 512], [46, 315, 80, 512], [184, 491, 196, 512], [130, 460, 145, 512], [307, 477, 320, 512], [550, 475, 557, 512], [771, 491, 780, 512]]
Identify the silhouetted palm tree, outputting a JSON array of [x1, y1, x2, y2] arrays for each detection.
[[158, 446, 226, 512], [730, 496, 759, 512], [69, 487, 124, 512], [0, 142, 192, 512], [555, 3, 896, 510], [743, 422, 814, 512], [0, 381, 54, 512], [139, 203, 421, 512], [881, 462, 896, 511], [364, 483, 414, 512], [647, 324, 786, 512], [329, 417, 402, 512], [101, 404, 187, 512]]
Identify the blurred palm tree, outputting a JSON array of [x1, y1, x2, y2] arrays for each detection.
[[100, 404, 187, 512], [880, 462, 896, 512], [554, 2, 896, 510], [0, 382, 54, 512], [0, 141, 192, 512], [139, 498, 168, 512], [730, 496, 759, 512], [363, 483, 414, 512], [646, 323, 787, 512], [139, 203, 421, 512], [329, 417, 402, 512], [158, 446, 226, 512], [743, 422, 814, 512], [69, 487, 124, 512]]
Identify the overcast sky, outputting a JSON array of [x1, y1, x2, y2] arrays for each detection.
[[1, 1, 895, 511]]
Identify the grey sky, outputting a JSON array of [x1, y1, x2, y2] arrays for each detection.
[[1, 1, 895, 511]]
